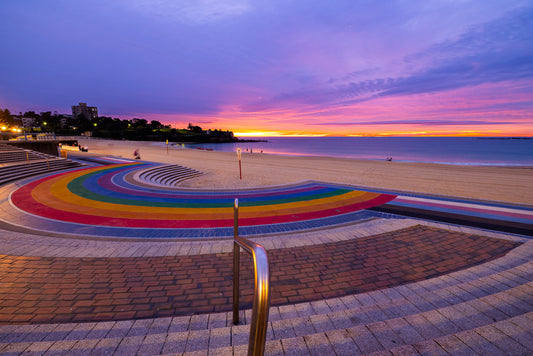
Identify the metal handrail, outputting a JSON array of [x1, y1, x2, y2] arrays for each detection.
[[233, 198, 270, 356]]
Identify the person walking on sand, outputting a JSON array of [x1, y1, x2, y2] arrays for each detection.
[[134, 149, 141, 159]]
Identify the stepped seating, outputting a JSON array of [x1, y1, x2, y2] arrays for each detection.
[[137, 164, 205, 187], [0, 143, 54, 164], [0, 160, 85, 186], [0, 238, 530, 354], [0, 144, 85, 185], [0, 144, 18, 151]]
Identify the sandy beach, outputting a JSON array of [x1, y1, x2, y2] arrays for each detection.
[[78, 138, 533, 205]]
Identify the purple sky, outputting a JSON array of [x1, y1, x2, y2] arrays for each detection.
[[1, 0, 532, 136]]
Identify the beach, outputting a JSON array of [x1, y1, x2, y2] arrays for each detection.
[[78, 138, 533, 205]]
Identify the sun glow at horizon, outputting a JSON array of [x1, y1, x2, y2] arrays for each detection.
[[233, 129, 531, 138], [234, 131, 329, 137]]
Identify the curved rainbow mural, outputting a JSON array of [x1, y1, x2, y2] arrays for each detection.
[[9, 163, 396, 238]]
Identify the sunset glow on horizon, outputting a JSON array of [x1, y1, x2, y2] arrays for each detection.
[[1, 1, 532, 137]]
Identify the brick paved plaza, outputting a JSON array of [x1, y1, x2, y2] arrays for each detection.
[[0, 226, 521, 325], [0, 161, 531, 355], [0, 217, 531, 355]]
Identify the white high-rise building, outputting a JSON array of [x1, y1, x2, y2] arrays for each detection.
[[71, 102, 98, 120]]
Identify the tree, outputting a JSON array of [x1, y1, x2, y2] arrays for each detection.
[[23, 111, 38, 119], [76, 114, 93, 133], [148, 120, 163, 130], [40, 111, 62, 131], [187, 123, 203, 133], [132, 118, 147, 128], [0, 108, 13, 127]]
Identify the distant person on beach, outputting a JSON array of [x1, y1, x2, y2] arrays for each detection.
[[134, 149, 141, 159]]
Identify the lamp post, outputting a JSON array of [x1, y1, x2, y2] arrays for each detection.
[[237, 148, 242, 180]]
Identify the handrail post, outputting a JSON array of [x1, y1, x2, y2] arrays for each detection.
[[232, 198, 271, 356], [233, 198, 240, 325]]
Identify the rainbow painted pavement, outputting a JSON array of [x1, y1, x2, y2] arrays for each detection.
[[7, 161, 396, 239], [5, 159, 533, 238]]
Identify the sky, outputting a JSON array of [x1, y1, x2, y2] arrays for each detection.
[[1, 0, 532, 137]]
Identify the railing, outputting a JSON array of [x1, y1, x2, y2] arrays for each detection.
[[3, 132, 58, 141], [232, 198, 270, 356]]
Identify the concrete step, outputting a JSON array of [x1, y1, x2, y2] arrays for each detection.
[[137, 164, 205, 187], [0, 241, 530, 355], [0, 284, 529, 354], [0, 159, 85, 185]]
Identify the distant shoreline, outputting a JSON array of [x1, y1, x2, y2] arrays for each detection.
[[162, 136, 533, 167]]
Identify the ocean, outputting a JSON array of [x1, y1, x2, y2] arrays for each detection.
[[173, 137, 533, 166]]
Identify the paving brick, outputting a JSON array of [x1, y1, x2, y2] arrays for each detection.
[[231, 324, 250, 347], [422, 310, 462, 335], [303, 332, 336, 356], [24, 340, 54, 353], [385, 318, 424, 345], [454, 329, 503, 355], [510, 312, 533, 333], [389, 344, 419, 356], [207, 312, 227, 329], [412, 339, 447, 355], [93, 337, 121, 355], [136, 333, 166, 355], [184, 329, 209, 353], [475, 324, 530, 355], [114, 335, 144, 355], [161, 331, 188, 354], [434, 334, 475, 354], [367, 320, 404, 350], [208, 326, 231, 349], [291, 317, 315, 337], [68, 338, 100, 355], [403, 314, 443, 340], [280, 336, 308, 355], [493, 320, 533, 351], [326, 329, 361, 355], [347, 325, 383, 354]]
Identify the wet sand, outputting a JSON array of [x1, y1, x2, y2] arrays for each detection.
[[78, 138, 533, 205]]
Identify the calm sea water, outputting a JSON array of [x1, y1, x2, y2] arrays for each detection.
[[172, 137, 533, 166]]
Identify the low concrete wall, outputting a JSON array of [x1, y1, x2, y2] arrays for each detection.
[[1, 140, 78, 157]]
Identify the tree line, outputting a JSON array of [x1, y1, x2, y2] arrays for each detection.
[[0, 108, 238, 143]]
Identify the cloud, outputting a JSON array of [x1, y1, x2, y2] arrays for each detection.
[[312, 120, 519, 126], [122, 0, 251, 24], [247, 4, 533, 111], [1, 0, 531, 135]]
